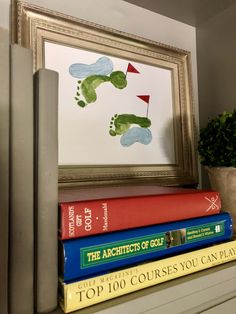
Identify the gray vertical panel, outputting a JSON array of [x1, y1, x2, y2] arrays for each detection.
[[9, 44, 34, 314], [0, 27, 10, 314], [34, 69, 58, 313]]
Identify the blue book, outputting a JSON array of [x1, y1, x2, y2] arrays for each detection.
[[60, 213, 233, 282]]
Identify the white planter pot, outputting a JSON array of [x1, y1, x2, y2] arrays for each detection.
[[206, 167, 236, 234]]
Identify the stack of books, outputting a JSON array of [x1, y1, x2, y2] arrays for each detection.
[[57, 185, 236, 313]]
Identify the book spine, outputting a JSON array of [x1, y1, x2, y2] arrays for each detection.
[[0, 27, 10, 314], [9, 44, 34, 314], [34, 69, 59, 313], [60, 239, 236, 312], [60, 190, 221, 239], [61, 213, 232, 281]]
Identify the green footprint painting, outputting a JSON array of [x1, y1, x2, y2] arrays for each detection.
[[109, 114, 151, 136], [69, 56, 127, 107], [75, 72, 127, 107], [109, 113, 152, 147], [69, 57, 153, 147]]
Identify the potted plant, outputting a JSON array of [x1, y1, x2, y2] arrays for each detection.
[[198, 109, 236, 233]]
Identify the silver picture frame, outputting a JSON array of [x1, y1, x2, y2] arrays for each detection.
[[14, 1, 198, 187]]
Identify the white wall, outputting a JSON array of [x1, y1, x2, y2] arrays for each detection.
[[0, 0, 10, 29]]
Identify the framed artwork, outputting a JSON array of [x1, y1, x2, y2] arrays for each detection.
[[14, 1, 198, 187]]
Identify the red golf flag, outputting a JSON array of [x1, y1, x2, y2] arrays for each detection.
[[127, 63, 139, 73], [137, 95, 150, 104]]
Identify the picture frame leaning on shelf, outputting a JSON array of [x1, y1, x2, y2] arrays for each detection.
[[14, 1, 198, 188]]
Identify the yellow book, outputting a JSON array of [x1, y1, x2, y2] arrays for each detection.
[[59, 240, 236, 313]]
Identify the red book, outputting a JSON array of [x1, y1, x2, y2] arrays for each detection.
[[58, 185, 221, 240]]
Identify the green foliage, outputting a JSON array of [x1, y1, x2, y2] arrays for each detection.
[[198, 110, 236, 167]]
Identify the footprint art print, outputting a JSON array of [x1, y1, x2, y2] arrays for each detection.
[[69, 56, 128, 107], [69, 57, 153, 147]]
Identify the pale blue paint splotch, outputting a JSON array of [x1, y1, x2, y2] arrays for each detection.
[[69, 56, 113, 78], [120, 127, 152, 147]]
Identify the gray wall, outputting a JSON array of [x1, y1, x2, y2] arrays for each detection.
[[197, 5, 236, 187], [197, 5, 236, 125]]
